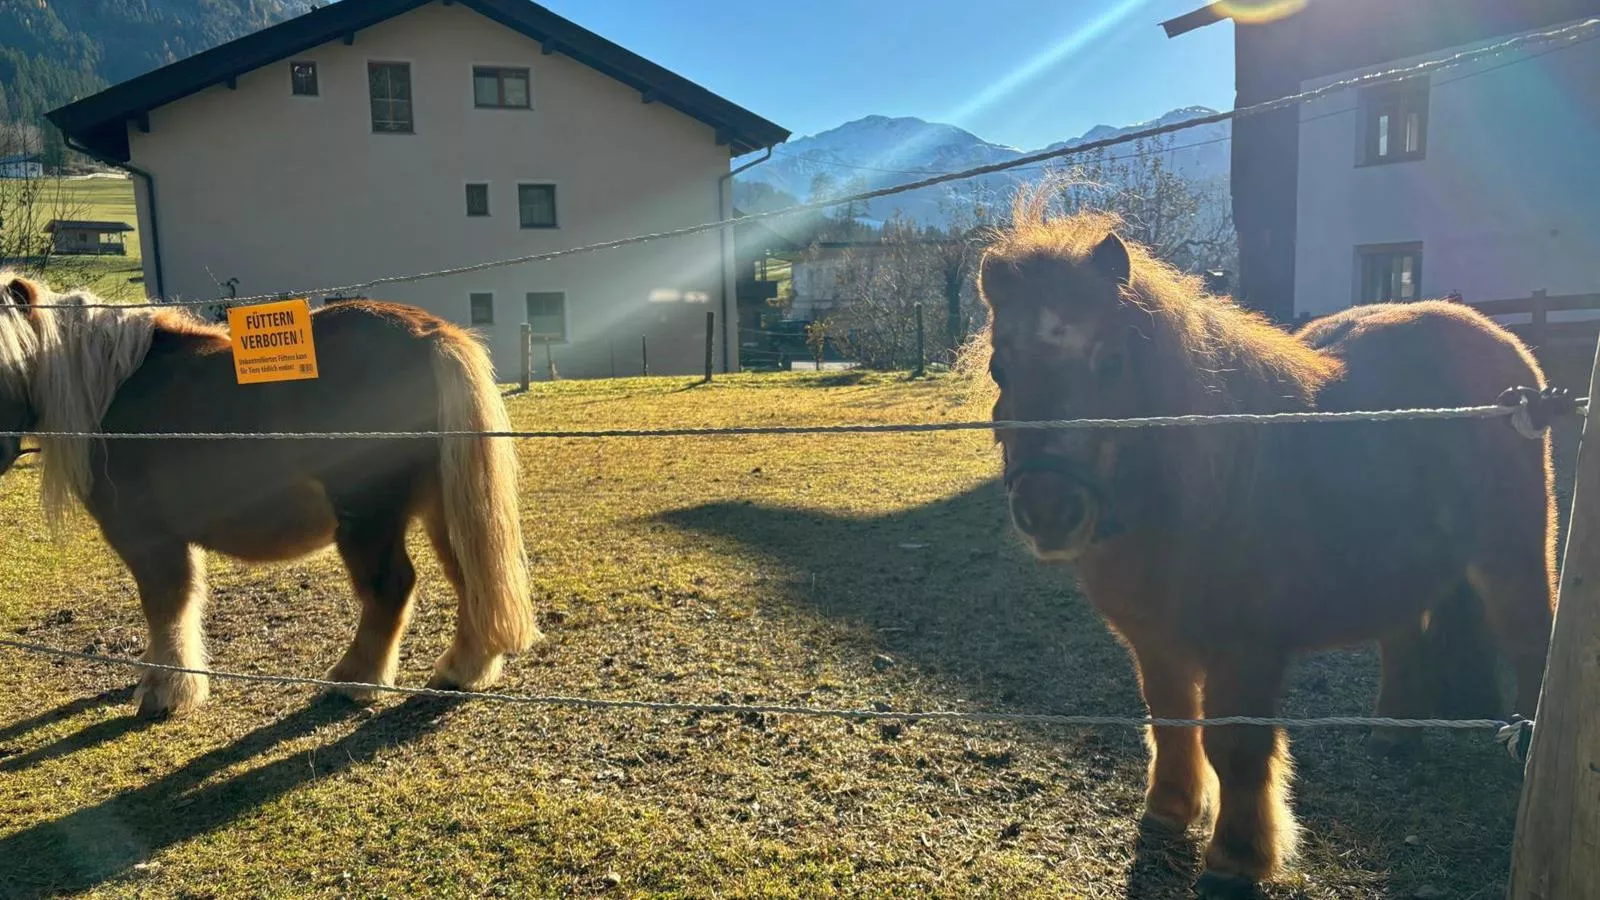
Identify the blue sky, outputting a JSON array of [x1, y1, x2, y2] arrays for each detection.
[[534, 0, 1236, 150]]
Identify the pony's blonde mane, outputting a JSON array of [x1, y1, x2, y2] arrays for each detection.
[[977, 182, 1343, 409], [0, 270, 163, 527]]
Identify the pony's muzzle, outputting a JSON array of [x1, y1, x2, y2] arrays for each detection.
[[1007, 473, 1096, 560]]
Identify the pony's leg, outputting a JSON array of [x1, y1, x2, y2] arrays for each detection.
[[1468, 560, 1554, 718], [1130, 641, 1211, 832], [1368, 622, 1429, 758], [125, 543, 210, 718], [1197, 656, 1297, 893], [326, 512, 417, 700], [421, 499, 502, 689]]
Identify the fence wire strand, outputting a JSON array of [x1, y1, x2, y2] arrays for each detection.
[[2, 400, 1564, 442], [27, 15, 1600, 311], [0, 638, 1521, 733]]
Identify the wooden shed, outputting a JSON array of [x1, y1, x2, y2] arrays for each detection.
[[45, 219, 134, 255]]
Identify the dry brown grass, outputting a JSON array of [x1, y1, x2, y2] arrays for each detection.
[[0, 370, 1548, 899]]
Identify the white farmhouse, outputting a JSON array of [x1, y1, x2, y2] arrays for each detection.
[[1162, 0, 1600, 333], [48, 0, 789, 378]]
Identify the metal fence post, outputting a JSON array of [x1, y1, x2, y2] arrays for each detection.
[[519, 323, 531, 391]]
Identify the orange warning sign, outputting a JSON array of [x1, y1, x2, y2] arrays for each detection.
[[228, 298, 319, 384]]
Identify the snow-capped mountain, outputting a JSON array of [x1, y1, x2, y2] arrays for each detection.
[[733, 106, 1230, 227]]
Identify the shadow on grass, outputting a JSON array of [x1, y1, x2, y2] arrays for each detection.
[[660, 479, 1522, 899], [0, 686, 134, 746], [0, 694, 462, 897], [0, 714, 154, 774]]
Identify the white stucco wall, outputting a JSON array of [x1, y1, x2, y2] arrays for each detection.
[[1293, 21, 1600, 320], [127, 1, 738, 378]]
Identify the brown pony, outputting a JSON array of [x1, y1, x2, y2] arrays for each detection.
[[0, 271, 540, 718], [977, 197, 1554, 896]]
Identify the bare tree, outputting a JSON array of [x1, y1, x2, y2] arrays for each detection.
[[818, 215, 941, 370], [930, 182, 1002, 356], [1049, 133, 1236, 277], [0, 125, 89, 279]]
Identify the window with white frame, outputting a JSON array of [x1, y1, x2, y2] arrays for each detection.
[[526, 292, 566, 340], [518, 184, 558, 228]]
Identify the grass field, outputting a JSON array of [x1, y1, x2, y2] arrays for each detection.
[[3, 175, 144, 302], [0, 372, 1547, 899]]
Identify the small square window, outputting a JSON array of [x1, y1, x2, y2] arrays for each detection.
[[466, 183, 490, 217], [518, 184, 558, 228], [469, 292, 494, 325], [1356, 245, 1423, 304], [473, 67, 531, 109], [1360, 79, 1428, 165], [291, 61, 319, 96], [526, 292, 566, 340], [369, 61, 413, 134]]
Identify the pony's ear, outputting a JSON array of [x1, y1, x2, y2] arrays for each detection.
[[1, 275, 39, 308], [1088, 232, 1131, 286], [977, 251, 1016, 308]]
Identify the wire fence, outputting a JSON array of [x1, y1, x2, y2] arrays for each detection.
[[0, 400, 1567, 442], [0, 390, 1576, 755], [21, 15, 1597, 311], [2, 21, 1592, 754], [0, 638, 1535, 748]]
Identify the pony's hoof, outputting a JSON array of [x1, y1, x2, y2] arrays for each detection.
[[1138, 810, 1193, 837], [322, 663, 396, 704], [134, 671, 210, 718], [429, 648, 505, 692], [1195, 870, 1263, 899]]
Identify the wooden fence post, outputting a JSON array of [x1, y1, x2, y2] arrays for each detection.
[[1507, 337, 1600, 899], [704, 311, 715, 383], [913, 302, 926, 378], [1530, 289, 1548, 349], [641, 336, 649, 377], [544, 338, 557, 381], [610, 341, 617, 379], [519, 323, 532, 392]]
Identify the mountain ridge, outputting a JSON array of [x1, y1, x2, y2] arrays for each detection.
[[733, 106, 1231, 227]]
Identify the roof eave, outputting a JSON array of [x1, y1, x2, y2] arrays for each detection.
[[1160, 2, 1229, 38], [48, 0, 789, 162]]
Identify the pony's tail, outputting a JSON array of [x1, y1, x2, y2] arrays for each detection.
[[430, 331, 539, 674], [1422, 582, 1504, 718]]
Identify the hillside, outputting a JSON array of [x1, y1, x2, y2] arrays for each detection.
[[733, 107, 1231, 227], [0, 0, 292, 160]]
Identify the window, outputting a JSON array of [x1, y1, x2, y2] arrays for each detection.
[[518, 184, 558, 228], [526, 292, 566, 340], [473, 66, 531, 109], [469, 293, 494, 325], [290, 61, 319, 97], [465, 183, 490, 217], [1361, 79, 1428, 164], [368, 62, 413, 133], [1357, 244, 1423, 304]]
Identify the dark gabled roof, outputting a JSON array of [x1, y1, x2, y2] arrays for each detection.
[[1159, 2, 1232, 38], [46, 220, 135, 233], [47, 0, 790, 161]]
